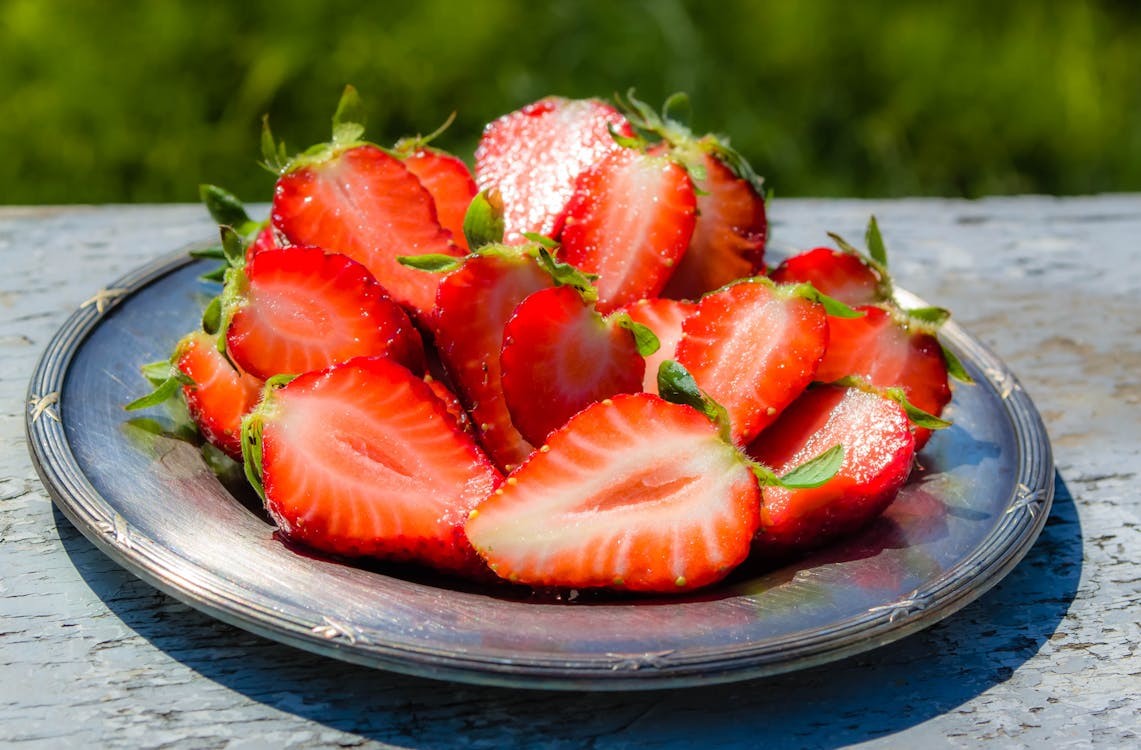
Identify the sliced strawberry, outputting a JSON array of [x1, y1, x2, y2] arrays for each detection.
[[500, 286, 645, 445], [474, 96, 633, 243], [465, 393, 760, 592], [223, 245, 426, 380], [400, 147, 477, 253], [272, 143, 461, 320], [675, 279, 829, 445], [423, 374, 474, 436], [814, 305, 951, 449], [622, 297, 697, 393], [174, 330, 264, 460], [245, 356, 501, 575], [661, 149, 767, 300], [557, 148, 696, 312], [748, 384, 915, 554], [432, 247, 553, 471], [769, 247, 885, 306]]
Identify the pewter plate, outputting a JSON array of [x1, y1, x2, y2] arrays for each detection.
[[26, 246, 1054, 690]]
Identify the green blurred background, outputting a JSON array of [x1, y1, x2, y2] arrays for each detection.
[[3, 0, 1138, 204]]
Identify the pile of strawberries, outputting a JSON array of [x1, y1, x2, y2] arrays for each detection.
[[130, 87, 968, 594]]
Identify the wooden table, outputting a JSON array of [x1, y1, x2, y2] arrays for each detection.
[[3, 198, 1137, 748]]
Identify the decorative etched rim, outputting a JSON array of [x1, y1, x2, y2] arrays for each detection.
[[26, 246, 1055, 690]]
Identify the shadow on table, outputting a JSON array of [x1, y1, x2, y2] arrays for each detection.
[[58, 472, 1081, 749]]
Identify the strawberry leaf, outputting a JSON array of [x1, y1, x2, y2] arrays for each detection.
[[521, 232, 559, 250], [534, 246, 599, 302], [791, 283, 864, 319], [124, 362, 192, 412], [397, 254, 464, 273], [220, 226, 246, 268], [260, 115, 289, 174], [202, 295, 222, 335], [199, 184, 254, 232], [331, 85, 366, 148], [907, 306, 952, 327], [887, 387, 953, 430], [865, 215, 889, 267], [240, 411, 266, 501], [189, 246, 226, 261], [941, 342, 975, 384], [462, 189, 505, 249], [778, 444, 845, 488], [657, 360, 732, 442], [612, 312, 661, 357]]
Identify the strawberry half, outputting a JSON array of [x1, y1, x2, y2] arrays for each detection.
[[222, 245, 426, 381], [268, 88, 461, 320], [557, 148, 697, 312], [747, 384, 916, 554], [500, 285, 647, 445], [475, 96, 634, 243], [661, 147, 767, 300], [622, 297, 697, 394], [243, 356, 501, 575], [814, 305, 952, 449], [465, 393, 761, 592], [675, 279, 830, 445], [769, 247, 885, 307], [398, 143, 478, 253], [431, 246, 554, 470]]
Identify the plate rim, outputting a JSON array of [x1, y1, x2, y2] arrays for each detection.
[[26, 243, 1055, 690]]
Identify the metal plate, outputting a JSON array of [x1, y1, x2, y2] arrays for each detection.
[[26, 246, 1054, 690]]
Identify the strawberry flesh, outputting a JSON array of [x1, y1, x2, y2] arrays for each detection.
[[401, 148, 478, 252], [676, 280, 828, 445], [500, 286, 645, 445], [224, 245, 426, 381], [272, 144, 461, 320], [255, 356, 501, 575], [174, 330, 264, 460], [622, 297, 697, 394], [557, 149, 696, 312], [475, 97, 633, 243], [748, 384, 915, 554], [465, 393, 760, 592]]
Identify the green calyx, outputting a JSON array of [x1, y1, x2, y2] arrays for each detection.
[[240, 374, 295, 501], [392, 111, 457, 156], [463, 188, 506, 249], [262, 85, 371, 176], [749, 444, 845, 490], [123, 358, 193, 412], [832, 375, 952, 431], [611, 312, 661, 357], [657, 360, 733, 444]]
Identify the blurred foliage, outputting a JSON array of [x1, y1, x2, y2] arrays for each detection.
[[1, 0, 1139, 204]]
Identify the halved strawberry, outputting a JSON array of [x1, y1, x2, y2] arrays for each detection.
[[423, 373, 474, 436], [769, 247, 885, 307], [814, 305, 952, 449], [675, 279, 830, 445], [474, 96, 634, 243], [500, 286, 647, 445], [221, 245, 425, 381], [747, 384, 916, 554], [243, 356, 501, 575], [557, 148, 696, 312], [661, 147, 767, 300], [246, 224, 279, 263], [268, 88, 461, 320], [397, 143, 477, 253], [622, 297, 697, 393], [465, 393, 761, 592], [432, 246, 554, 470]]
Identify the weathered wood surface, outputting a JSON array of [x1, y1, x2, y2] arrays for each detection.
[[2, 198, 1137, 748]]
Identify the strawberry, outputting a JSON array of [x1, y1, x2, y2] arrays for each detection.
[[220, 245, 426, 381], [246, 224, 279, 262], [431, 246, 554, 470], [126, 329, 264, 461], [474, 96, 634, 243], [814, 304, 952, 449], [423, 374, 474, 436], [557, 147, 697, 312], [499, 285, 651, 445], [616, 93, 768, 300], [242, 356, 501, 575], [268, 88, 461, 320], [747, 384, 916, 554], [622, 297, 697, 393], [674, 279, 833, 445], [769, 247, 885, 307], [465, 393, 761, 592], [394, 121, 478, 253]]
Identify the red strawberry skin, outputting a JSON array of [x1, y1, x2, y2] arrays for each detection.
[[475, 97, 633, 243], [402, 148, 477, 252], [676, 280, 828, 445], [174, 330, 264, 460], [225, 246, 426, 381], [432, 249, 553, 471], [500, 286, 645, 445], [814, 304, 951, 448], [245, 223, 279, 265], [255, 356, 501, 575], [769, 248, 884, 307], [622, 297, 697, 393], [557, 149, 697, 313], [661, 150, 767, 300], [465, 393, 760, 592], [272, 144, 462, 319], [748, 384, 915, 554]]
